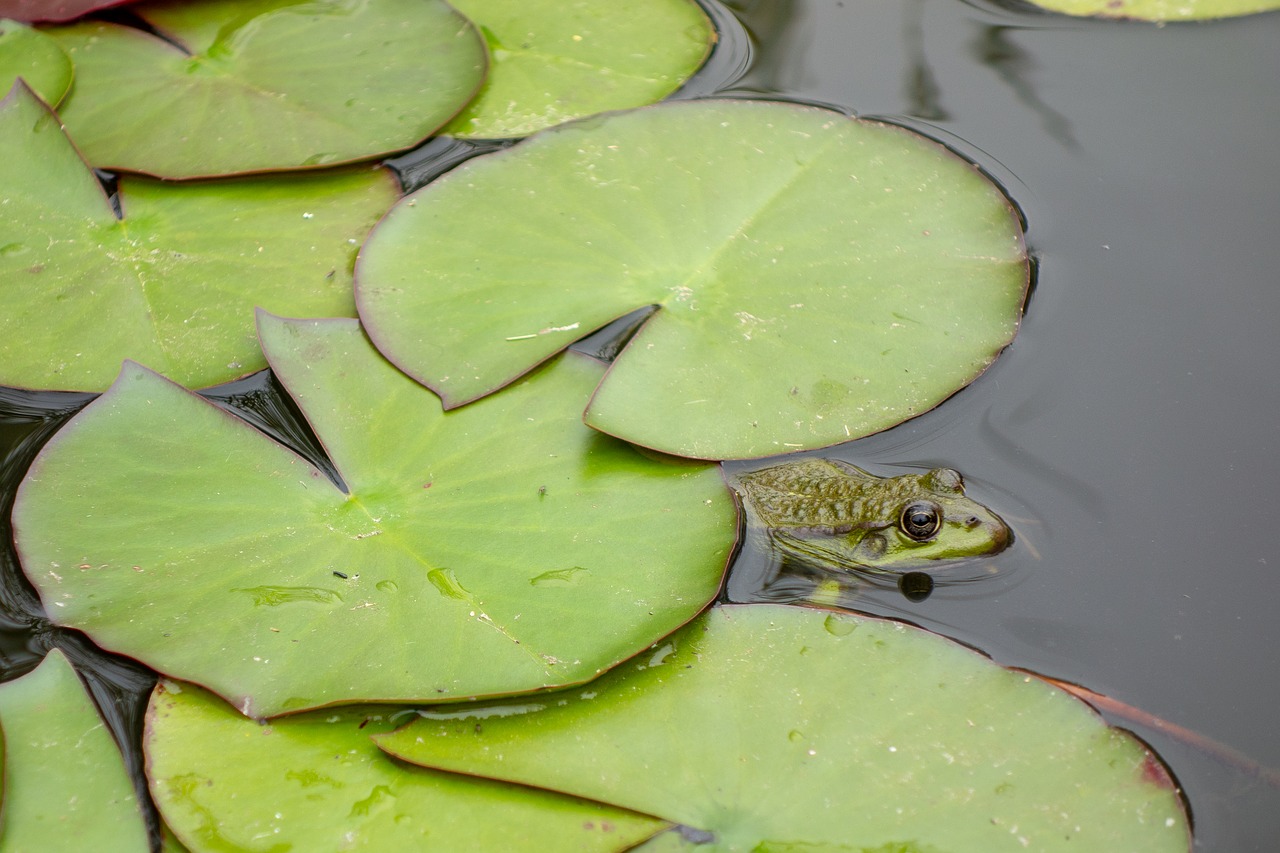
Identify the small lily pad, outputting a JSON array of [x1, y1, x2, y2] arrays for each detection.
[[44, 0, 486, 177], [1027, 0, 1280, 19], [146, 679, 662, 851], [0, 649, 150, 850], [356, 99, 1029, 460], [12, 314, 734, 717], [440, 0, 714, 139], [378, 605, 1190, 851], [0, 18, 71, 105], [0, 81, 397, 391]]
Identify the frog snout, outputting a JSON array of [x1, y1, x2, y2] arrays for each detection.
[[978, 516, 1013, 551]]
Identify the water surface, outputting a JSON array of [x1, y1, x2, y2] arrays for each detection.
[[1, 1, 1277, 848], [718, 1, 1280, 847]]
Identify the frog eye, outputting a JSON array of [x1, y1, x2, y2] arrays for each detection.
[[899, 501, 942, 541]]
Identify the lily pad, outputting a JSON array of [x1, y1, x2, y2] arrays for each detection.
[[12, 314, 735, 718], [146, 680, 662, 852], [0, 81, 397, 391], [0, 1, 135, 23], [0, 649, 150, 850], [1027, 0, 1280, 19], [0, 19, 71, 105], [378, 605, 1191, 852], [356, 99, 1029, 460], [440, 0, 713, 139], [43, 0, 486, 178]]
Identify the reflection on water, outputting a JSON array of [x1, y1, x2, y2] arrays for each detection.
[[673, 0, 756, 99], [972, 25, 1080, 149], [903, 0, 950, 120]]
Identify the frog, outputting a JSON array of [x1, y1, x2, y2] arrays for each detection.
[[729, 458, 1011, 578]]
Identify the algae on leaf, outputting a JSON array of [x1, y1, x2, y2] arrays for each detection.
[[12, 314, 735, 718], [0, 650, 151, 851], [378, 605, 1191, 852], [0, 81, 397, 391], [357, 99, 1029, 459], [43, 0, 486, 177], [441, 0, 714, 138]]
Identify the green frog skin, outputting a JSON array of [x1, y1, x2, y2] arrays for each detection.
[[731, 458, 1011, 576]]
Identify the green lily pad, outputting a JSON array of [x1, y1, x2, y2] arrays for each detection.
[[0, 81, 397, 391], [0, 649, 150, 850], [1027, 0, 1280, 19], [440, 0, 713, 139], [356, 99, 1029, 460], [0, 19, 71, 105], [145, 679, 662, 852], [0, 1, 134, 23], [43, 0, 486, 178], [377, 605, 1191, 852], [12, 314, 735, 718]]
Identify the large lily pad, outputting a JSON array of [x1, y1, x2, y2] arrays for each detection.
[[356, 99, 1029, 460], [43, 0, 486, 178], [0, 18, 71, 104], [378, 605, 1191, 852], [440, 0, 713, 139], [146, 679, 662, 852], [12, 314, 735, 718], [1028, 0, 1280, 19], [0, 81, 397, 391], [0, 649, 150, 850]]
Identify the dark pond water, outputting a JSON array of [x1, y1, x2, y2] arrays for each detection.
[[710, 0, 1280, 848], [2, 0, 1278, 849]]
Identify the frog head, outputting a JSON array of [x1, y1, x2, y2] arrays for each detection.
[[737, 460, 1011, 575]]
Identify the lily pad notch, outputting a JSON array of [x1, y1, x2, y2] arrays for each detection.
[[40, 0, 489, 178], [0, 79, 400, 391], [12, 313, 736, 717], [355, 98, 1030, 460]]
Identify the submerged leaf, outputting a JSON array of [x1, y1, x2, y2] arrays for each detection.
[[1027, 0, 1280, 19], [441, 0, 714, 139], [13, 315, 734, 717], [0, 650, 150, 850], [356, 99, 1029, 459], [0, 18, 71, 104], [378, 605, 1191, 852], [146, 680, 662, 851], [44, 0, 486, 177], [0, 82, 397, 391]]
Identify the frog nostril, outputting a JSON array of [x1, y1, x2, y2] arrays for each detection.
[[965, 516, 980, 528]]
